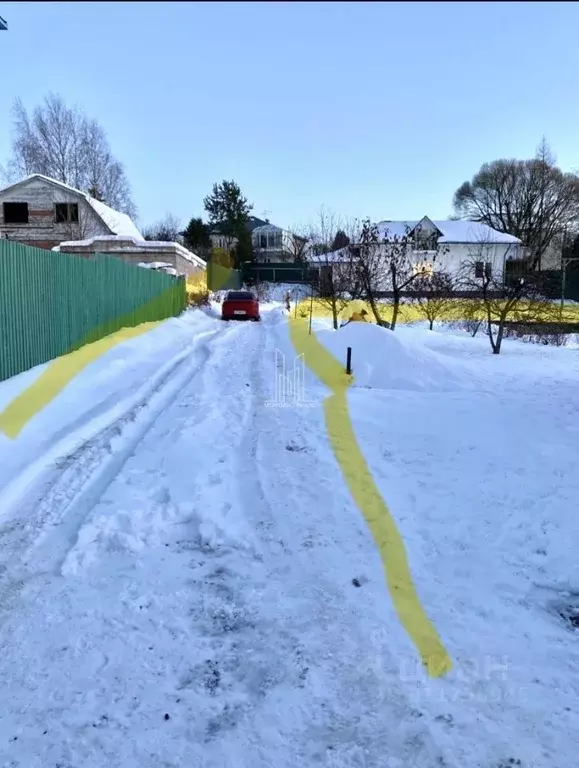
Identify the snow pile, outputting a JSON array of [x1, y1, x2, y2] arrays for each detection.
[[61, 495, 253, 577], [317, 322, 473, 391], [252, 282, 312, 303], [0, 310, 218, 497], [137, 261, 175, 273]]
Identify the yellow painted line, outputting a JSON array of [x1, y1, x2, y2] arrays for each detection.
[[288, 316, 452, 678], [0, 321, 163, 440]]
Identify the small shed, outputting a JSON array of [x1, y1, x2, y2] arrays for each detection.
[[53, 235, 206, 277]]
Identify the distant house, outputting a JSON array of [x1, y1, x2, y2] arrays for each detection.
[[0, 174, 142, 250], [379, 217, 522, 280], [209, 215, 309, 263], [319, 216, 522, 284]]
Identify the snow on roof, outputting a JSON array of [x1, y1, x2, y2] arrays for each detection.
[[434, 220, 520, 244], [377, 219, 520, 244], [252, 223, 283, 233], [0, 174, 143, 240], [86, 196, 142, 240], [307, 247, 353, 264], [52, 235, 206, 268]]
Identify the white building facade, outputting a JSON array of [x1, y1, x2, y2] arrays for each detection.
[[376, 217, 522, 281]]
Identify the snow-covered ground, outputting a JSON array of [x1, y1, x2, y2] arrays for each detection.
[[316, 318, 579, 768], [0, 305, 578, 767]]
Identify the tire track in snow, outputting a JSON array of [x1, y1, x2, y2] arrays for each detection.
[[0, 323, 234, 623], [174, 317, 297, 748], [227, 311, 455, 768]]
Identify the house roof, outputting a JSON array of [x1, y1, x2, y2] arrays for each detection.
[[210, 215, 271, 235], [377, 218, 520, 244], [252, 223, 283, 234], [0, 174, 143, 240], [246, 216, 270, 232]]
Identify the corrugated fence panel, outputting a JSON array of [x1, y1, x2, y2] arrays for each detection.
[[0, 241, 186, 382]]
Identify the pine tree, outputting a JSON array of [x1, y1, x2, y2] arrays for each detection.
[[183, 217, 211, 253], [233, 227, 254, 265], [331, 229, 350, 251], [203, 180, 253, 239]]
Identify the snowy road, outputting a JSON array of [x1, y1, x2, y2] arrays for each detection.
[[0, 309, 450, 768]]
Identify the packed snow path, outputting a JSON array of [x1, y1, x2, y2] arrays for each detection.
[[0, 309, 450, 768], [2, 306, 578, 768]]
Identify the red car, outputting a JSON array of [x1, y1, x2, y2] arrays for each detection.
[[221, 290, 260, 321]]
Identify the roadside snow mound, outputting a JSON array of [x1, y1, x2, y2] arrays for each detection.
[[317, 322, 471, 392], [253, 282, 311, 302], [61, 495, 255, 577]]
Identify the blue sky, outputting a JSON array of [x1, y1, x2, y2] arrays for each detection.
[[1, 1, 578, 231]]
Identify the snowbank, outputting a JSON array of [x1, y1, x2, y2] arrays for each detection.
[[341, 322, 579, 768], [0, 310, 218, 501], [253, 282, 312, 303], [316, 322, 473, 392]]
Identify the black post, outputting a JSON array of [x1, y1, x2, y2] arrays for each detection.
[[346, 346, 352, 375]]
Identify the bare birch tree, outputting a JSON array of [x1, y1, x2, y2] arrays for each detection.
[[4, 93, 136, 218], [142, 213, 182, 242]]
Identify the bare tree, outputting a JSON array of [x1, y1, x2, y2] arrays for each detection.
[[461, 299, 484, 338], [142, 213, 182, 242], [356, 220, 448, 330], [458, 240, 556, 354], [409, 270, 456, 330], [353, 219, 388, 326], [453, 138, 579, 269], [5, 93, 136, 218], [283, 230, 310, 263], [306, 207, 360, 329]]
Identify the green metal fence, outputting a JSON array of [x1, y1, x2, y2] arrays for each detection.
[[0, 241, 186, 382], [206, 261, 242, 291]]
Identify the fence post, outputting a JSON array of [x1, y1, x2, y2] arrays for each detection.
[[346, 346, 352, 374]]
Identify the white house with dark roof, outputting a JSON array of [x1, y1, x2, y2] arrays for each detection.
[[0, 173, 143, 250], [210, 215, 309, 262], [319, 216, 522, 284]]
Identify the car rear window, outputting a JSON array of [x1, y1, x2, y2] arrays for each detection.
[[225, 291, 255, 300]]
